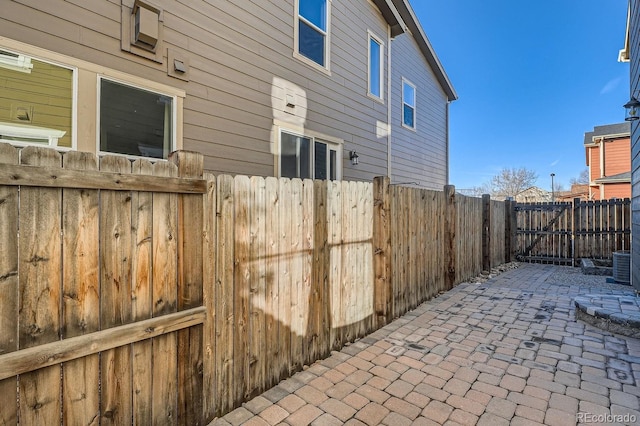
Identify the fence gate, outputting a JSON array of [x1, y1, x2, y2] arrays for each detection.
[[515, 202, 573, 265], [514, 199, 631, 266]]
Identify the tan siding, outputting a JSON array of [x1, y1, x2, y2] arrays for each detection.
[[390, 32, 448, 190], [0, 0, 443, 181]]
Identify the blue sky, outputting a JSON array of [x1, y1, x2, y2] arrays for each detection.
[[413, 1, 630, 192]]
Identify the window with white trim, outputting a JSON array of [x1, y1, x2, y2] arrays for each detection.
[[280, 130, 341, 180], [99, 78, 175, 159], [296, 0, 330, 68], [402, 79, 416, 130], [0, 48, 74, 148], [368, 32, 383, 99]]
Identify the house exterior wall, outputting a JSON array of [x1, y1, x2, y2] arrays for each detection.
[[630, 0, 640, 289], [588, 146, 601, 182], [0, 0, 453, 187], [390, 33, 449, 189], [601, 183, 631, 200], [586, 137, 631, 200], [590, 186, 602, 200]]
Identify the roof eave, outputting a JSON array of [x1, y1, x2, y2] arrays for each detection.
[[391, 0, 458, 101], [619, 5, 630, 63], [371, 0, 408, 37]]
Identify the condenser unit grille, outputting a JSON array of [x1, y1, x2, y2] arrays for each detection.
[[613, 251, 631, 284]]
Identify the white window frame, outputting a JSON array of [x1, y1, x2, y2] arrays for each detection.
[[402, 78, 417, 131], [0, 48, 77, 150], [278, 128, 342, 180], [0, 50, 33, 74], [294, 0, 332, 74], [0, 123, 66, 146], [97, 75, 177, 160], [368, 31, 384, 100]]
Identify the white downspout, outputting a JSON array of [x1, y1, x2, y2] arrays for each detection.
[[599, 136, 605, 200], [600, 137, 605, 179], [446, 101, 450, 184]]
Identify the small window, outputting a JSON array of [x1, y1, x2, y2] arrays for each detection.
[[99, 78, 174, 159], [402, 79, 416, 129], [280, 130, 341, 180], [368, 33, 383, 99], [296, 0, 329, 68]]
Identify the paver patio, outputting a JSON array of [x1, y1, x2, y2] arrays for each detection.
[[209, 263, 640, 426]]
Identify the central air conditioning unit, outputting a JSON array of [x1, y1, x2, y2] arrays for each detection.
[[613, 251, 631, 285]]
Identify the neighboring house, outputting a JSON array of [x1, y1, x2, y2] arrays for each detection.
[[514, 186, 551, 203], [555, 184, 589, 202], [583, 122, 631, 200], [0, 0, 456, 189]]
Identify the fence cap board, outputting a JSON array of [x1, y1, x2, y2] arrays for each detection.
[[0, 163, 207, 193]]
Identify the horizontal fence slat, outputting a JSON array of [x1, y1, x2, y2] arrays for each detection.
[[0, 307, 205, 381], [0, 163, 206, 193]]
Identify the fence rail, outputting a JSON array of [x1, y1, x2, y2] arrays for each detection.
[[0, 144, 512, 424]]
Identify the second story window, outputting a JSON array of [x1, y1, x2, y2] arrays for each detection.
[[296, 0, 329, 69], [402, 79, 416, 130], [368, 32, 383, 99]]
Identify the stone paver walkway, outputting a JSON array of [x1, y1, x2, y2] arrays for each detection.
[[210, 264, 640, 426]]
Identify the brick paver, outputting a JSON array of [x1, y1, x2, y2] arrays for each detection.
[[210, 264, 640, 425]]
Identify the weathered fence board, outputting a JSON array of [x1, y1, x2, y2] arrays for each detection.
[[151, 161, 179, 424], [215, 174, 235, 416], [0, 144, 19, 425], [249, 176, 267, 398], [61, 151, 100, 425], [19, 147, 63, 425], [172, 152, 205, 426], [100, 155, 134, 425], [264, 176, 280, 392]]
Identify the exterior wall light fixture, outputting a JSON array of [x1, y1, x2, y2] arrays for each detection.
[[624, 97, 640, 121], [350, 150, 359, 166]]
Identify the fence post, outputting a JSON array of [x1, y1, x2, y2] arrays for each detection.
[[373, 177, 392, 327], [504, 200, 512, 262], [573, 197, 580, 267], [482, 194, 491, 273], [510, 200, 518, 262], [444, 185, 457, 290]]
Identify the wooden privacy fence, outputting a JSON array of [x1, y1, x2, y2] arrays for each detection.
[[0, 144, 511, 424], [0, 144, 207, 425], [514, 198, 631, 265]]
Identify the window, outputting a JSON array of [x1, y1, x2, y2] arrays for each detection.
[[402, 79, 416, 129], [368, 33, 383, 99], [0, 49, 74, 147], [296, 0, 330, 68], [280, 130, 340, 180], [99, 78, 174, 159]]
